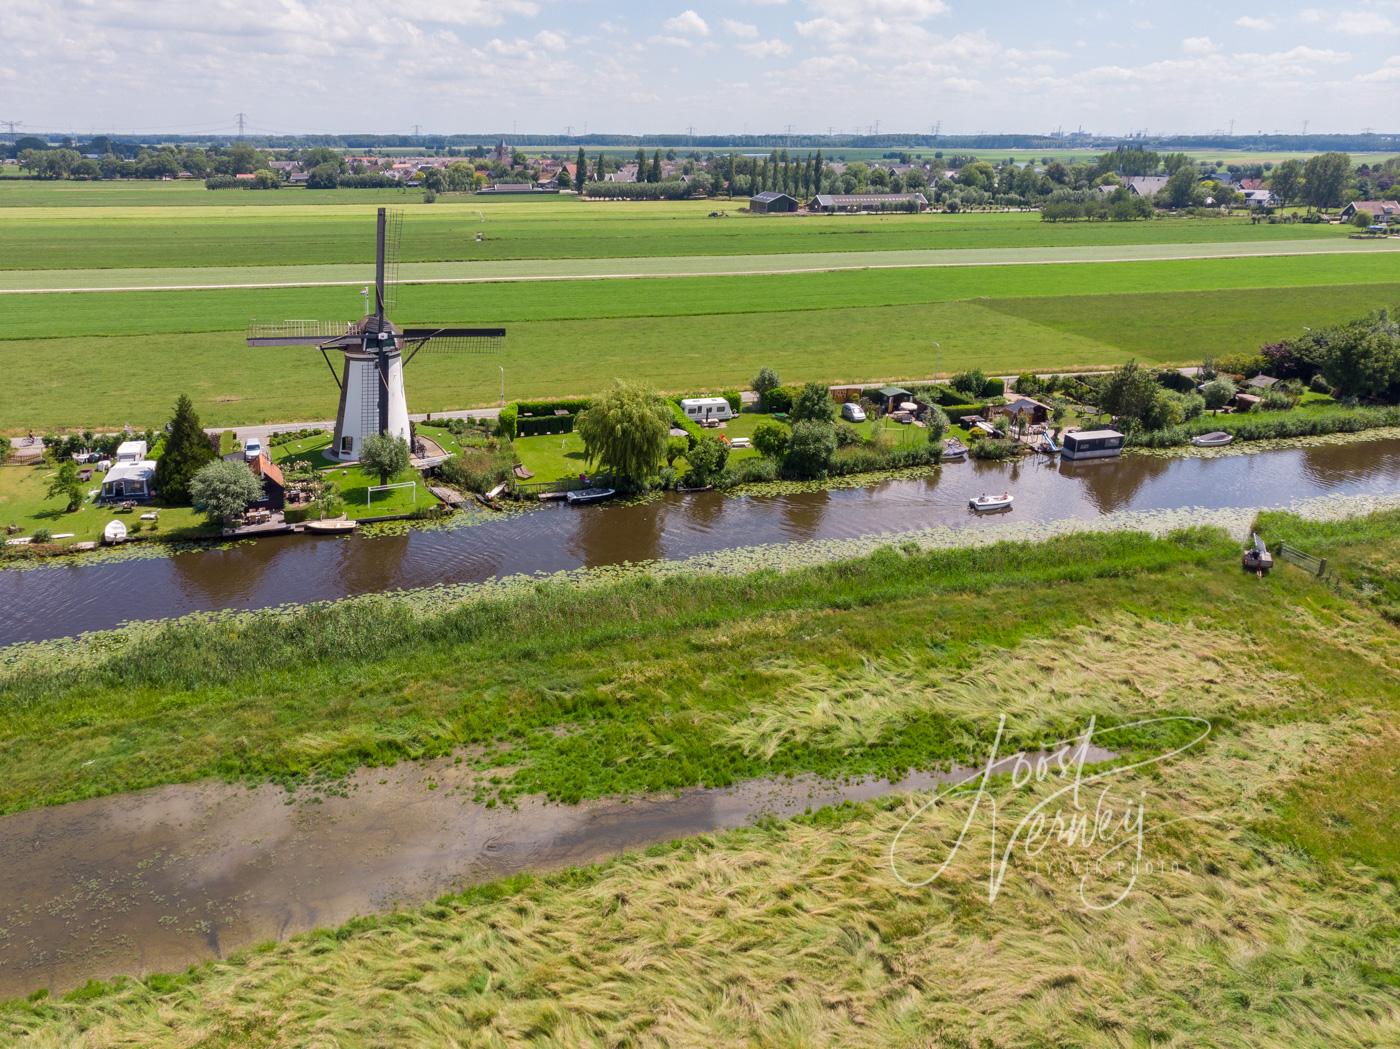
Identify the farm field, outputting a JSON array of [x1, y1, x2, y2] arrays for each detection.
[[5, 272, 1399, 430], [2, 511, 1398, 1043], [0, 195, 1360, 272]]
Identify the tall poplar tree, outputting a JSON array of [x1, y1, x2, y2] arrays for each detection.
[[153, 394, 216, 504]]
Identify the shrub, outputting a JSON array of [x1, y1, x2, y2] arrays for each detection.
[[983, 376, 1005, 397], [665, 436, 689, 466], [439, 446, 514, 493], [30, 528, 52, 544], [761, 386, 798, 415], [496, 403, 518, 441], [1309, 373, 1333, 394], [951, 369, 988, 397], [719, 456, 779, 487], [1180, 393, 1207, 421], [790, 382, 835, 423], [1215, 352, 1268, 378], [751, 368, 780, 405], [1201, 378, 1237, 410], [924, 406, 950, 443], [1259, 389, 1297, 411], [971, 438, 1018, 461], [1156, 369, 1197, 394], [668, 400, 705, 444], [834, 422, 863, 447], [752, 420, 790, 459], [683, 436, 728, 487], [782, 420, 837, 479], [721, 390, 742, 414], [1013, 372, 1044, 396]]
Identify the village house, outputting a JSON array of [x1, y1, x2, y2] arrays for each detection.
[[248, 455, 286, 513], [1123, 175, 1169, 198], [1339, 200, 1399, 223], [100, 460, 156, 502]]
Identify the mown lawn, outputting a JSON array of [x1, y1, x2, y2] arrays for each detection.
[[0, 463, 211, 547]]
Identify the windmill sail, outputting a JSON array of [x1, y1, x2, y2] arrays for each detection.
[[245, 208, 505, 462]]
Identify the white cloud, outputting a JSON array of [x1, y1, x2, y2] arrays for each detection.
[[1233, 16, 1273, 30], [663, 10, 710, 36], [1357, 55, 1400, 81], [739, 37, 792, 57], [1182, 36, 1217, 55], [805, 0, 948, 16], [1301, 8, 1398, 33], [723, 18, 760, 37]]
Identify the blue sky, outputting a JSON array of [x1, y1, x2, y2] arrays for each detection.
[[6, 0, 1400, 136]]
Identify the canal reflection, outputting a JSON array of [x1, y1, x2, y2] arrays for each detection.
[[5, 436, 1400, 644]]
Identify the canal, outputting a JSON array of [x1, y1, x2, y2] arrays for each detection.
[[4, 436, 1400, 644]]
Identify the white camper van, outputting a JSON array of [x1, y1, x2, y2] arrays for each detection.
[[679, 397, 735, 425]]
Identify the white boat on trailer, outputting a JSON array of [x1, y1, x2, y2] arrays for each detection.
[[969, 492, 1014, 512], [566, 487, 616, 506], [1191, 431, 1234, 447]]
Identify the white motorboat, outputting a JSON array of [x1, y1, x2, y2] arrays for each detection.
[[1191, 431, 1234, 447], [566, 487, 616, 506], [102, 520, 128, 545], [969, 492, 1014, 512]]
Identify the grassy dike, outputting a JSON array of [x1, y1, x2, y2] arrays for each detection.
[[3, 510, 1399, 1045]]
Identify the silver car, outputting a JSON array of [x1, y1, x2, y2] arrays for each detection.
[[840, 402, 867, 423]]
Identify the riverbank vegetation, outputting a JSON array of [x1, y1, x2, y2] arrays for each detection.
[[4, 507, 1400, 1044]]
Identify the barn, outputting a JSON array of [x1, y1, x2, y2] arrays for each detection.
[[749, 191, 800, 214]]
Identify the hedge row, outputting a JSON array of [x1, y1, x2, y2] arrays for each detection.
[[1128, 405, 1400, 448], [517, 415, 576, 437], [668, 400, 705, 444]]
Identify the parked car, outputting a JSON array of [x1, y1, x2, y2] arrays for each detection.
[[841, 402, 867, 423], [243, 437, 263, 461]]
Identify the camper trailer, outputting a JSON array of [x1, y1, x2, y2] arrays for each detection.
[[679, 397, 735, 425]]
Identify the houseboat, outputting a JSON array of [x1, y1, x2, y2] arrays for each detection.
[[1060, 429, 1125, 461]]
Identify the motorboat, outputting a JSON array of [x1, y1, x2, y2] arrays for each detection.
[[942, 438, 969, 461], [102, 520, 128, 544], [566, 487, 616, 506], [969, 492, 1014, 512], [1191, 431, 1234, 447]]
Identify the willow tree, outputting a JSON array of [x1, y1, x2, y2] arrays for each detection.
[[575, 382, 671, 491]]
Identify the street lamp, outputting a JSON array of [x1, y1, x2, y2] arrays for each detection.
[[499, 365, 505, 406]]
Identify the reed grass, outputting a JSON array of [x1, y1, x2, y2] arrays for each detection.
[[5, 714, 1397, 1047]]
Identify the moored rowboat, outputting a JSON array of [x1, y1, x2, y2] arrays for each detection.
[[1191, 431, 1234, 447]]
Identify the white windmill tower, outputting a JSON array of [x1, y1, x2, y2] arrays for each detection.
[[247, 208, 505, 462]]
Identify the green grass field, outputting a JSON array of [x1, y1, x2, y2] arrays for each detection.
[[3, 511, 1399, 1044], [0, 197, 1356, 272], [6, 277, 1398, 430], [0, 464, 211, 546]]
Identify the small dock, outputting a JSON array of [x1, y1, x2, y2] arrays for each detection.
[[429, 485, 467, 508], [222, 519, 297, 539]]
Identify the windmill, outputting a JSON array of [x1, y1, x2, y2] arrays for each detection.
[[248, 208, 504, 462]]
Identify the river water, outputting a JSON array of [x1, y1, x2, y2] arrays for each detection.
[[5, 437, 1400, 644]]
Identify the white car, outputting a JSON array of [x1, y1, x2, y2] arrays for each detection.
[[841, 402, 867, 423], [243, 437, 263, 461]]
